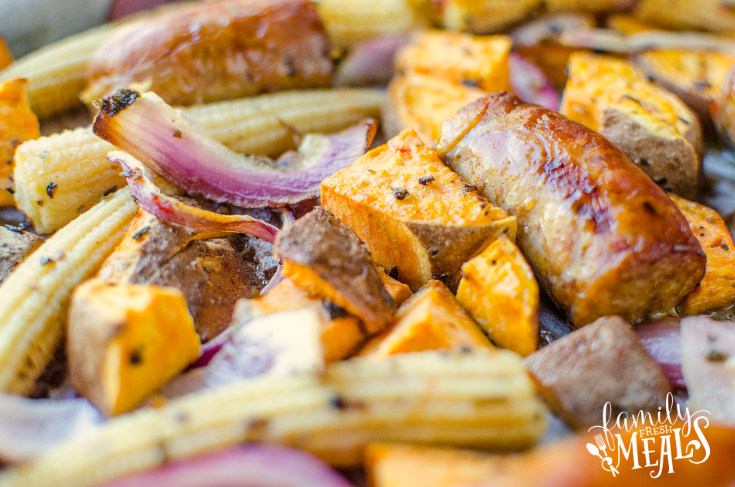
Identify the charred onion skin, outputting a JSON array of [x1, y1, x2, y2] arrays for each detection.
[[437, 92, 706, 327], [83, 0, 333, 106]]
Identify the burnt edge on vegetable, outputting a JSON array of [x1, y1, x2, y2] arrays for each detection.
[[93, 89, 141, 118]]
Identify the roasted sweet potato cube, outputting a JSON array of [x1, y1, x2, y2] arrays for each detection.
[[366, 424, 735, 487], [633, 0, 735, 33], [382, 73, 486, 145], [510, 13, 594, 90], [560, 53, 703, 198], [321, 129, 516, 292], [0, 187, 13, 207], [456, 236, 539, 357], [670, 194, 735, 315], [429, 0, 542, 34], [237, 278, 365, 362], [523, 316, 671, 429], [366, 443, 508, 487], [358, 280, 492, 357], [634, 49, 735, 129], [606, 13, 659, 34], [712, 61, 735, 150], [0, 78, 39, 192], [0, 36, 12, 71], [377, 266, 413, 307], [68, 280, 200, 416], [395, 30, 511, 93], [275, 207, 394, 334], [384, 30, 511, 146]]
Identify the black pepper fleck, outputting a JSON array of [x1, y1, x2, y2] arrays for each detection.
[[130, 348, 143, 365], [723, 244, 730, 251], [705, 350, 728, 362], [392, 188, 409, 200], [419, 175, 435, 185], [132, 225, 150, 241], [46, 182, 58, 199], [329, 395, 348, 410], [463, 183, 477, 192]]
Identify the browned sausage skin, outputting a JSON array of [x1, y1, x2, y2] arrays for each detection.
[[83, 0, 333, 106], [436, 92, 705, 327]]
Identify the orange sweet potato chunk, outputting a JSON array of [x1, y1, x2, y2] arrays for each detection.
[[671, 194, 735, 315], [377, 267, 413, 307], [0, 78, 40, 193], [456, 235, 539, 357], [244, 278, 365, 362], [365, 423, 735, 487], [383, 72, 486, 146], [68, 280, 200, 416], [384, 30, 511, 145], [0, 36, 13, 71], [358, 280, 493, 357], [395, 30, 512, 94], [321, 129, 516, 292]]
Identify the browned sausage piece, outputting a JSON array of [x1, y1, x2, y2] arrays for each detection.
[[83, 0, 333, 106], [436, 92, 705, 327]]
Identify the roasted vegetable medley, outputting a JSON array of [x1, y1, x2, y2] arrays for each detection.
[[1, 0, 735, 486]]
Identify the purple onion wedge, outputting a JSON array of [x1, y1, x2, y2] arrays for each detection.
[[98, 444, 355, 487], [107, 151, 280, 243], [335, 34, 409, 87], [93, 90, 377, 208], [509, 53, 561, 112], [635, 317, 684, 389], [0, 395, 101, 464]]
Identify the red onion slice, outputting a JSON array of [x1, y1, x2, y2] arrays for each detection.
[[510, 13, 595, 47], [0, 395, 101, 464], [107, 151, 280, 243], [559, 29, 735, 53], [98, 444, 356, 487], [509, 53, 561, 112], [635, 318, 684, 389], [93, 91, 376, 208], [335, 34, 410, 87], [160, 308, 324, 398]]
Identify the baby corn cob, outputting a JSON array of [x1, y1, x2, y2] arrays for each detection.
[[0, 188, 136, 395], [0, 24, 115, 119], [185, 88, 385, 157], [318, 0, 428, 50], [14, 88, 385, 233], [14, 127, 119, 234], [0, 350, 546, 487]]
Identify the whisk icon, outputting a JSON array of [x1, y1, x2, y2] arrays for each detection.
[[586, 435, 620, 477]]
